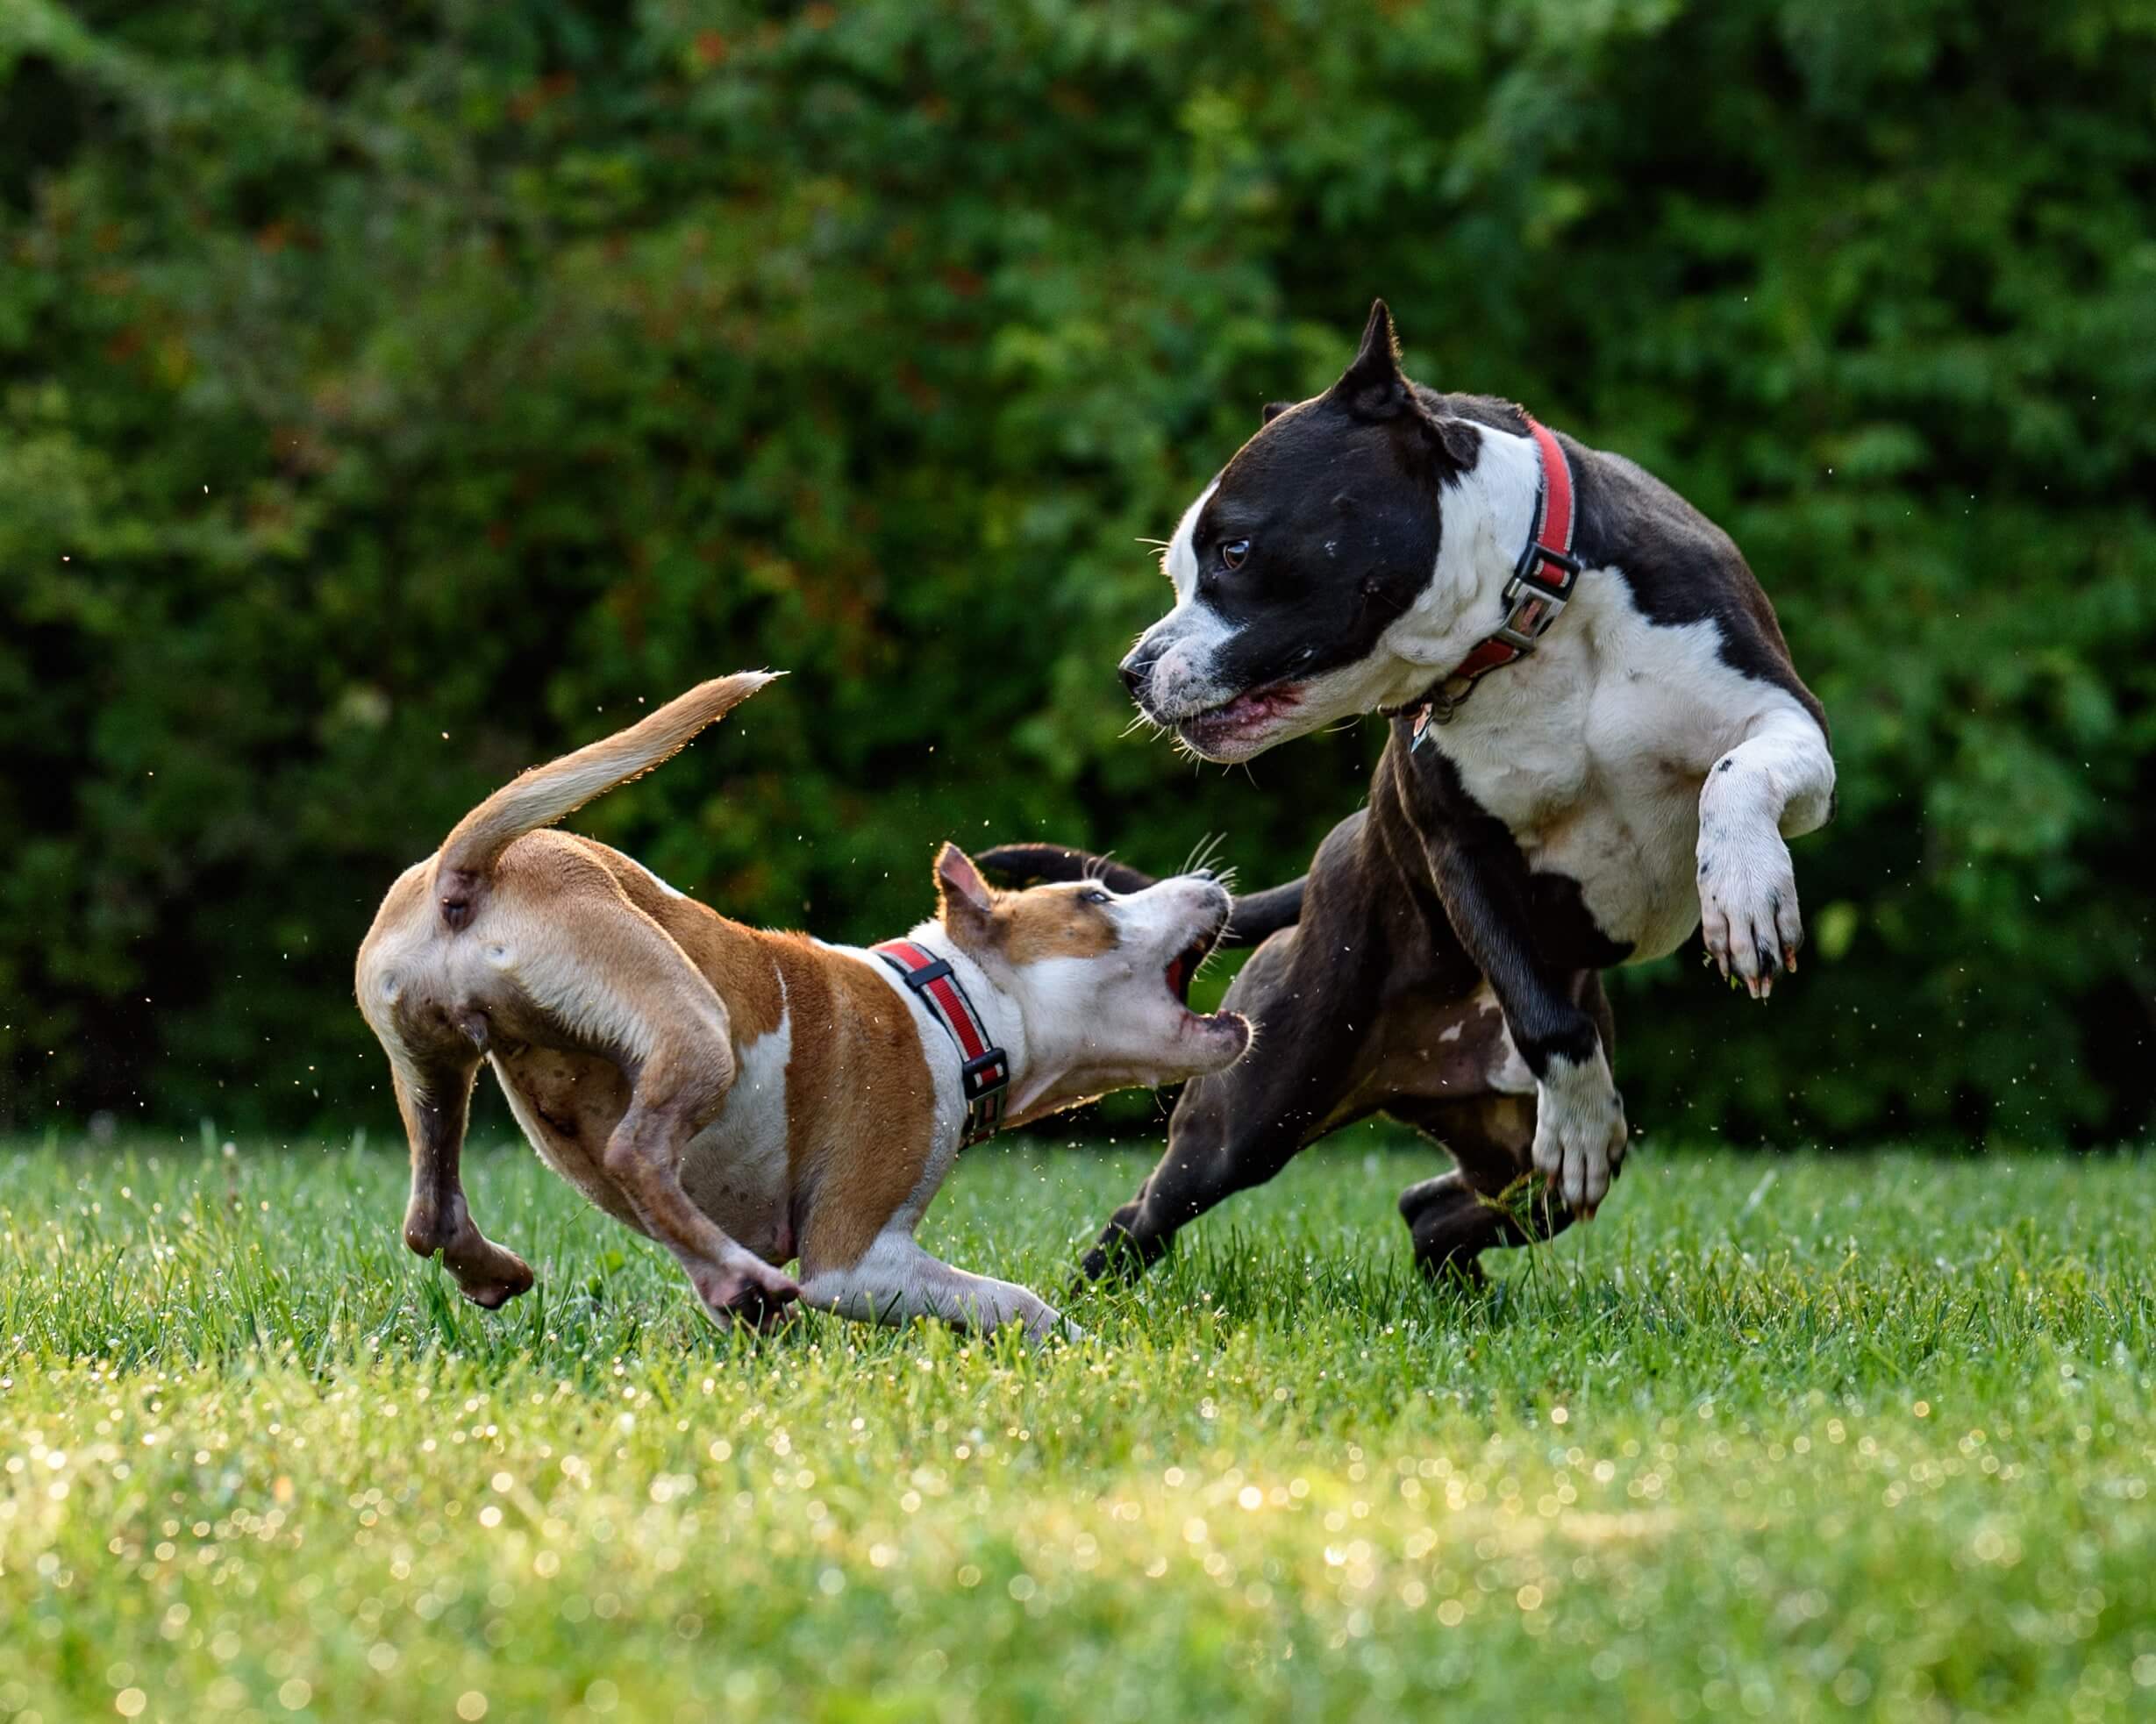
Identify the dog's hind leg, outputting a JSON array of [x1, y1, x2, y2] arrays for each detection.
[[601, 1065, 801, 1330], [1394, 973, 1613, 1279], [393, 1058, 535, 1308], [1394, 1095, 1574, 1285], [504, 880, 801, 1329]]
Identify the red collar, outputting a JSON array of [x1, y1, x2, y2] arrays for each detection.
[[1403, 412, 1581, 744], [872, 940, 1010, 1145]]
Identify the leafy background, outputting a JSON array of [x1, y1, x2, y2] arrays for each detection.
[[1, 0, 2150, 1145]]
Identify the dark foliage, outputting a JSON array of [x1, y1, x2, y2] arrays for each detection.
[[3, 1, 2151, 1142]]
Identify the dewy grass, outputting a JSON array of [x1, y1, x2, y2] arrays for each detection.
[[2, 1136, 2152, 1722]]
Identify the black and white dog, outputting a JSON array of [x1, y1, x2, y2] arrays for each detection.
[[985, 302, 1833, 1282]]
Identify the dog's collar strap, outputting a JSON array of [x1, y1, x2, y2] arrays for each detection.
[[873, 940, 1010, 1145], [1404, 412, 1580, 744]]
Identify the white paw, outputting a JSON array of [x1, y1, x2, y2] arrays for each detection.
[[1531, 1051, 1627, 1215], [1697, 822, 1803, 999]]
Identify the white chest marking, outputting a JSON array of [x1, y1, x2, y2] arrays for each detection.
[[1427, 576, 1817, 963]]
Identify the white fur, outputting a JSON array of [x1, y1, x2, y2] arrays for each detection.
[[678, 987, 794, 1250], [1696, 708, 1835, 994], [1429, 574, 1828, 966], [630, 855, 690, 899], [1531, 1047, 1627, 1212], [798, 1229, 1077, 1343], [1474, 984, 1537, 1095], [1143, 479, 1239, 718], [1161, 477, 1218, 602]]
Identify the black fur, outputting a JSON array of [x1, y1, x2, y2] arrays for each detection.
[[1060, 302, 1828, 1284], [975, 844, 1305, 950]]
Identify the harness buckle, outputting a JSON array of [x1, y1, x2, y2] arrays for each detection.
[[960, 1048, 1009, 1105]]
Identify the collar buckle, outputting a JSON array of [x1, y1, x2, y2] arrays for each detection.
[[1403, 414, 1580, 734], [1492, 572, 1573, 653], [960, 1048, 1010, 1114]]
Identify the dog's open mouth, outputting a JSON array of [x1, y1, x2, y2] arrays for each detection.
[[1164, 934, 1212, 1008], [1175, 682, 1303, 759], [1154, 912, 1251, 1062]]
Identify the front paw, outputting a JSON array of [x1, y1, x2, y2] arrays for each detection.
[[1698, 826, 1803, 999], [1531, 1052, 1627, 1216]]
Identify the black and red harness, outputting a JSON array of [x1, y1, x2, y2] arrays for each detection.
[[1400, 412, 1580, 744], [872, 939, 1010, 1146]]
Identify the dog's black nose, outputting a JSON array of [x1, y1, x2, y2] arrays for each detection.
[[1119, 652, 1153, 700]]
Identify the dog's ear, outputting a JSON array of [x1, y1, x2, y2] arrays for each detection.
[[1260, 400, 1296, 425], [1330, 300, 1410, 421], [934, 843, 997, 944], [1327, 299, 1477, 467]]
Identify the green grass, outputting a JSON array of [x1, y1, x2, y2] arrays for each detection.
[[3, 1134, 2153, 1723]]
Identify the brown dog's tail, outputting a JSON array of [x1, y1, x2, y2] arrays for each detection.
[[434, 672, 777, 915]]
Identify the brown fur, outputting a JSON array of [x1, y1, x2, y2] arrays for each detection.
[[769, 937, 938, 1275], [996, 887, 1121, 964], [935, 851, 1121, 965], [360, 676, 1246, 1337]]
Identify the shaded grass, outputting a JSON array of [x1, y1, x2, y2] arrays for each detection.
[[3, 1135, 2154, 1721]]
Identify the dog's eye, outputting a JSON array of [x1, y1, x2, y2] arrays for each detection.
[[1080, 888, 1111, 906], [1220, 539, 1250, 572]]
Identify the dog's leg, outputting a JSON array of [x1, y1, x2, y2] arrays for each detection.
[[1697, 707, 1836, 998], [505, 882, 801, 1329], [800, 1232, 1075, 1344], [1079, 911, 1380, 1284], [1394, 1096, 1571, 1283], [1420, 829, 1627, 1217], [393, 1060, 535, 1308], [1394, 972, 1613, 1277], [602, 1072, 801, 1330]]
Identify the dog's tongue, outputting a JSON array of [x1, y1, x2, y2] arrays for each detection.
[[1165, 955, 1189, 1001]]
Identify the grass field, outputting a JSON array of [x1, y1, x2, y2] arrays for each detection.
[[3, 1133, 2152, 1723]]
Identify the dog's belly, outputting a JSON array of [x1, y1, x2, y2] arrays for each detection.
[[1325, 982, 1534, 1130], [490, 1048, 642, 1229]]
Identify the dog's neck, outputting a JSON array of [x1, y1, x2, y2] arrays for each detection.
[[882, 920, 1037, 1116], [882, 922, 1149, 1132], [1374, 422, 1548, 702]]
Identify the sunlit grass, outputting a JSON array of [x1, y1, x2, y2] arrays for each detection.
[[3, 1135, 2153, 1721]]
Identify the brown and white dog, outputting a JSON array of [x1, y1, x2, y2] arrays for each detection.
[[355, 673, 1249, 1341]]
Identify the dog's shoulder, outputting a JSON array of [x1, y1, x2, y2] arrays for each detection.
[[1565, 437, 1827, 737]]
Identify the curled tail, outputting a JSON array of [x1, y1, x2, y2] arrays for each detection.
[[435, 671, 777, 919], [976, 842, 1306, 950]]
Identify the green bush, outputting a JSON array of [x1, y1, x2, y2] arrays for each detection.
[[3, 0, 2152, 1143]]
